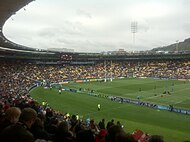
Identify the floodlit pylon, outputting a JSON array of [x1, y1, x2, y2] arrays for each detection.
[[131, 21, 138, 49]]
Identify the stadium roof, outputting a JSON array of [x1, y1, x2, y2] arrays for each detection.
[[0, 0, 52, 53], [0, 0, 34, 26]]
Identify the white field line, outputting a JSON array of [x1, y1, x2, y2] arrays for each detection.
[[143, 86, 190, 103], [173, 98, 190, 105]]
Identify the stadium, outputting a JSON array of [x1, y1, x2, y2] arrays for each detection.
[[0, 0, 190, 142]]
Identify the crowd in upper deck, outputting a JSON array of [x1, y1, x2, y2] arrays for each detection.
[[1, 60, 189, 97]]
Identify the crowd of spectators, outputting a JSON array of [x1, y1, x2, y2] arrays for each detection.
[[0, 59, 189, 105], [0, 101, 142, 141], [0, 60, 189, 98], [1, 59, 189, 141]]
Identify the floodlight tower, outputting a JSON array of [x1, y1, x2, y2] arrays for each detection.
[[131, 21, 138, 49], [104, 60, 107, 82], [175, 40, 179, 53], [110, 60, 113, 82]]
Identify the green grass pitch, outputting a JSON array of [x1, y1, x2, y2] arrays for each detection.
[[30, 78, 190, 142]]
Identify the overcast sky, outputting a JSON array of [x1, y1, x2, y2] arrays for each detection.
[[3, 0, 190, 53]]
